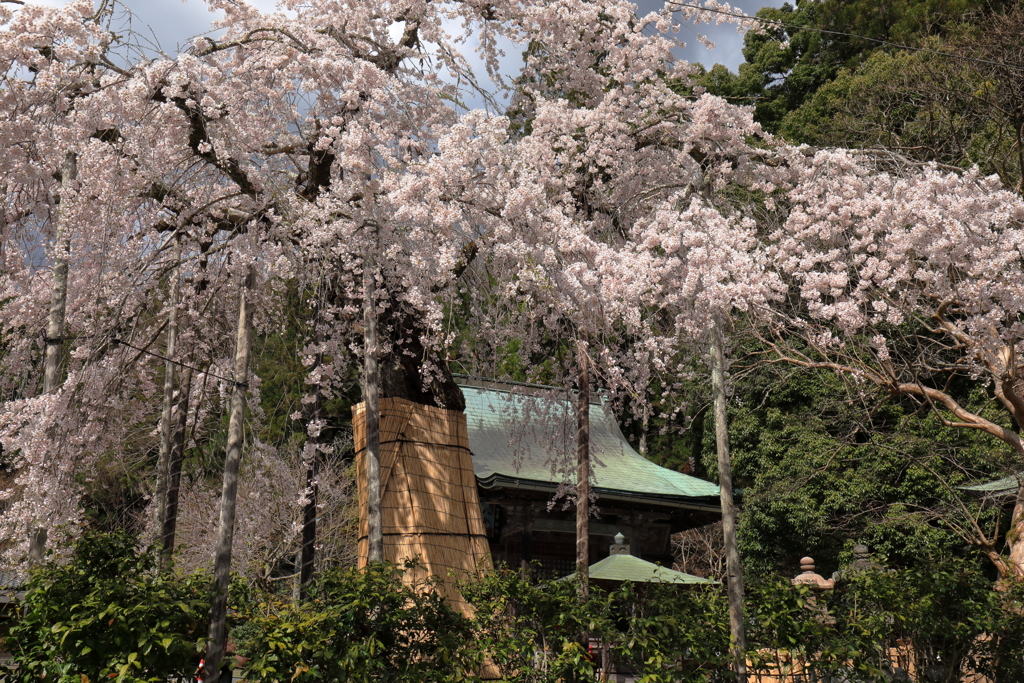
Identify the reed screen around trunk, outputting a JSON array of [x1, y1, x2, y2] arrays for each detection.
[[353, 397, 492, 615]]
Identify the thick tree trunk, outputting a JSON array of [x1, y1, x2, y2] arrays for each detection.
[[711, 316, 747, 683], [153, 237, 181, 543], [30, 150, 77, 566], [160, 362, 193, 572], [576, 339, 590, 600], [364, 261, 383, 564], [204, 271, 253, 681]]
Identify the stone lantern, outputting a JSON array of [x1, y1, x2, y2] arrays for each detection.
[[791, 556, 835, 590]]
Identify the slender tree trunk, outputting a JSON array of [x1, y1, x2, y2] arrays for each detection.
[[299, 439, 319, 594], [712, 317, 745, 679], [160, 362, 193, 572], [153, 237, 181, 543], [639, 402, 649, 457], [299, 315, 322, 596], [576, 339, 590, 600], [711, 315, 747, 683], [43, 150, 77, 394], [30, 150, 77, 567], [204, 270, 253, 681], [364, 261, 383, 564]]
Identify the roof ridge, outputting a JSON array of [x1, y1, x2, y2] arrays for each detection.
[[453, 374, 603, 405]]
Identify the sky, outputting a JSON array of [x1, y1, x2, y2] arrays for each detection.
[[26, 0, 787, 109]]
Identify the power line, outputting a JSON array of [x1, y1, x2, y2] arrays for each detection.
[[39, 328, 246, 387], [663, 1, 1024, 73], [112, 337, 246, 388]]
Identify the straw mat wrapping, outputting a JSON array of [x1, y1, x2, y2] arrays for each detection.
[[354, 398, 492, 616]]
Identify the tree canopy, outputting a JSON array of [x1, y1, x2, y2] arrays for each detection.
[[3, 0, 1024, 610]]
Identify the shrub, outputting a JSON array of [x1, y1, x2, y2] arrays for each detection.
[[233, 561, 477, 683], [4, 532, 208, 683]]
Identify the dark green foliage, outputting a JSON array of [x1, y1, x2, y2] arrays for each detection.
[[722, 365, 1010, 576], [775, 4, 1024, 192], [617, 583, 731, 682], [697, 0, 1004, 135], [3, 532, 208, 683], [829, 559, 1012, 681], [641, 340, 1012, 578], [461, 566, 616, 683], [233, 561, 478, 683], [743, 558, 1024, 682]]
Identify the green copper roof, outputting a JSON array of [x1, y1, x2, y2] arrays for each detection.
[[458, 378, 720, 508], [961, 473, 1022, 496], [584, 553, 716, 584]]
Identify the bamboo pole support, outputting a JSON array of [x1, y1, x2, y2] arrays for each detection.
[[204, 269, 253, 681], [160, 362, 193, 571], [364, 259, 383, 563], [153, 236, 181, 544], [711, 314, 747, 683], [31, 149, 78, 567], [576, 338, 590, 600]]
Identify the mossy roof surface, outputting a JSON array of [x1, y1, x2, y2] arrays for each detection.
[[585, 553, 716, 584], [458, 378, 720, 506], [960, 473, 1022, 495]]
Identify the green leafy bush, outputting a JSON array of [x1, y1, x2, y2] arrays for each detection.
[[828, 560, 1024, 682], [233, 561, 477, 683], [616, 582, 731, 683], [461, 567, 617, 683], [3, 532, 208, 683], [463, 558, 1024, 683], [743, 559, 1024, 682], [6, 532, 1021, 683]]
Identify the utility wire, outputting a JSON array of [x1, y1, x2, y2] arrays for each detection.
[[40, 329, 245, 387], [112, 337, 247, 388], [662, 1, 1024, 73], [40, 327, 243, 387]]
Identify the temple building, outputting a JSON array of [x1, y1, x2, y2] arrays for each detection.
[[459, 376, 721, 575], [353, 376, 722, 605]]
